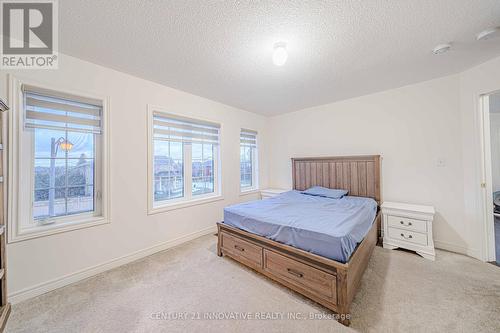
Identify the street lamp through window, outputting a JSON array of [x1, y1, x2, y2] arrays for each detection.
[[47, 137, 73, 218]]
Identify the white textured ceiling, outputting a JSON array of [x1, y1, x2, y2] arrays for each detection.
[[60, 0, 500, 116]]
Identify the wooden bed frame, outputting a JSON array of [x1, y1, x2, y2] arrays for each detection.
[[217, 155, 381, 326]]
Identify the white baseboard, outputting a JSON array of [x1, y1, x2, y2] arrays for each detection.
[[434, 239, 481, 260], [9, 225, 217, 304]]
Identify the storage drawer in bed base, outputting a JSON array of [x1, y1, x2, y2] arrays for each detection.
[[263, 249, 337, 303], [220, 232, 263, 269]]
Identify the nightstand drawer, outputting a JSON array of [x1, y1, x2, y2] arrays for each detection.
[[387, 227, 427, 246], [387, 215, 426, 233]]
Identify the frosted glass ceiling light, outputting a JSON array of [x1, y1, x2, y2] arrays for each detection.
[[273, 42, 288, 66]]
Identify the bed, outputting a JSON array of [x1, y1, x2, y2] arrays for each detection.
[[224, 191, 378, 263], [217, 155, 381, 326]]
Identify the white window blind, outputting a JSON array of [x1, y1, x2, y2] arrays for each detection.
[[153, 111, 220, 144], [23, 85, 103, 134], [240, 129, 257, 147]]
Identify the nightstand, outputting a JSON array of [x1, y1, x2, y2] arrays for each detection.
[[260, 188, 288, 199], [381, 201, 436, 261]]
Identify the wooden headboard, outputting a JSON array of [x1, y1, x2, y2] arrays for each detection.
[[292, 155, 381, 204]]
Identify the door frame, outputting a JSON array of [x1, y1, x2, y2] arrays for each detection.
[[479, 92, 498, 262]]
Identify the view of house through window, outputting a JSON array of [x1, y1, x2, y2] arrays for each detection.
[[151, 111, 220, 208], [192, 142, 214, 195], [240, 145, 253, 188], [153, 140, 184, 201], [240, 129, 258, 190]]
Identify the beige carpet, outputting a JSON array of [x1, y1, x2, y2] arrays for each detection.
[[6, 235, 500, 333]]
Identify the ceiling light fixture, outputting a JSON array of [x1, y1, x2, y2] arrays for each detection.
[[477, 27, 499, 41], [432, 43, 451, 55], [272, 42, 288, 66]]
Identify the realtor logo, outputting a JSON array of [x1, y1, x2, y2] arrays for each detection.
[[1, 0, 58, 68]]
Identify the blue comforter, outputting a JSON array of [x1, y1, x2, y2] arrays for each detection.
[[223, 190, 377, 263]]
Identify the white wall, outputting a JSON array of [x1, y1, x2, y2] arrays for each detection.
[[268, 74, 470, 255], [267, 55, 500, 261], [0, 54, 270, 301]]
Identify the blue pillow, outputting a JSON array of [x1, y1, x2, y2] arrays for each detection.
[[301, 186, 348, 199]]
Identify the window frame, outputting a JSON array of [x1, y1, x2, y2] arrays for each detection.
[[7, 75, 111, 243], [240, 129, 259, 194], [147, 106, 223, 214]]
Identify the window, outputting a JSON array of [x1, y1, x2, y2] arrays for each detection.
[[191, 142, 215, 196], [33, 128, 96, 220], [8, 79, 109, 242], [240, 129, 258, 191], [149, 110, 221, 211], [154, 140, 184, 201]]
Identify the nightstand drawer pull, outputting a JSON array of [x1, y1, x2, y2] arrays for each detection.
[[400, 220, 412, 226], [400, 233, 413, 239]]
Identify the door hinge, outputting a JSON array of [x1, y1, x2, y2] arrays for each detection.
[[481, 182, 486, 188]]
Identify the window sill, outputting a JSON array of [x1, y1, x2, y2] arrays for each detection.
[[149, 194, 224, 215], [239, 188, 260, 196], [9, 216, 109, 243]]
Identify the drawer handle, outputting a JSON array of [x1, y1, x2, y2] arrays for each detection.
[[234, 245, 245, 252], [287, 268, 304, 278], [400, 221, 412, 226], [400, 233, 413, 239]]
